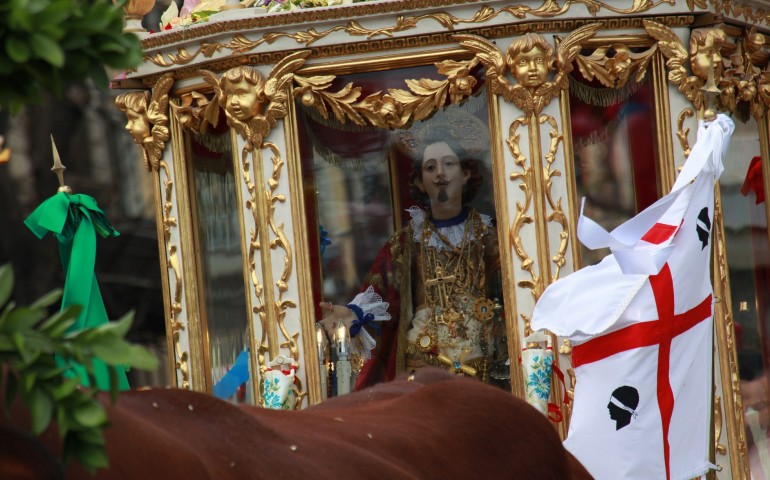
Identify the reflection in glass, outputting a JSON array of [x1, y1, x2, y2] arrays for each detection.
[[569, 68, 660, 266], [723, 119, 770, 478], [187, 126, 252, 405], [298, 65, 508, 396]]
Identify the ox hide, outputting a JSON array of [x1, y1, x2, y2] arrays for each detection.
[[2, 368, 591, 479]]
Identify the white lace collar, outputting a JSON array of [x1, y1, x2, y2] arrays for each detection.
[[407, 206, 492, 251]]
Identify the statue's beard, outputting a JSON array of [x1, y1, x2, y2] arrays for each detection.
[[437, 189, 448, 203]]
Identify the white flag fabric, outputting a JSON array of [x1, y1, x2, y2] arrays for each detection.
[[531, 114, 734, 480]]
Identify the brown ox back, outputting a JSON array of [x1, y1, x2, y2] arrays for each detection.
[[2, 368, 592, 479]]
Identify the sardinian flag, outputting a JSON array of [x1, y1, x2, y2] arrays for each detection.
[[531, 114, 734, 480]]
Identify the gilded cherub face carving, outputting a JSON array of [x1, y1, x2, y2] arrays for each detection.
[[125, 109, 151, 144], [222, 67, 267, 123], [513, 46, 549, 88], [116, 91, 152, 144], [690, 29, 725, 82], [507, 33, 554, 89]]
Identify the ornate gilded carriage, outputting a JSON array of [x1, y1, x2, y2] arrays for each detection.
[[114, 0, 770, 477]]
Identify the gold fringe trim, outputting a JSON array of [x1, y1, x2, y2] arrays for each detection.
[[569, 78, 643, 108]]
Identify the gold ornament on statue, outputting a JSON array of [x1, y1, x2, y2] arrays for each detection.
[[418, 333, 436, 352], [473, 297, 496, 322]]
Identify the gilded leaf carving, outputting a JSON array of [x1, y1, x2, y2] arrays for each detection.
[[293, 57, 479, 129]]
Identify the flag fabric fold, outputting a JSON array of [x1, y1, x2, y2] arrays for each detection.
[[531, 114, 734, 479], [25, 191, 130, 391]]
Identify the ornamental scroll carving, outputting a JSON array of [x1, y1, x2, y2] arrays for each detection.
[[115, 73, 174, 171], [201, 52, 311, 407]]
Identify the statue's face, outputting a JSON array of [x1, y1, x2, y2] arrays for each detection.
[[225, 80, 264, 122], [691, 33, 723, 81], [513, 46, 549, 88], [125, 109, 150, 143], [415, 141, 469, 206]]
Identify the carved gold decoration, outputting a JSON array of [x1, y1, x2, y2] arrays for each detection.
[[644, 21, 726, 117], [540, 113, 569, 282], [575, 43, 657, 88], [456, 24, 600, 118], [714, 394, 727, 456], [713, 187, 750, 478], [170, 91, 220, 135], [160, 160, 190, 388], [676, 107, 695, 158], [204, 51, 310, 148], [691, 0, 770, 28], [138, 0, 692, 70], [206, 55, 309, 407], [116, 74, 174, 171], [503, 0, 675, 17], [559, 339, 572, 355], [125, 16, 694, 88], [506, 115, 541, 337], [293, 57, 478, 129], [141, 1, 671, 51]]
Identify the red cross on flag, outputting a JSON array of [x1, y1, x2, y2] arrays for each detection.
[[531, 114, 734, 480]]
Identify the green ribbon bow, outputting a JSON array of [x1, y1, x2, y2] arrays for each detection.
[[25, 191, 129, 391]]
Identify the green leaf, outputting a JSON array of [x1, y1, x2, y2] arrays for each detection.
[[0, 265, 12, 308], [29, 387, 54, 435], [39, 309, 77, 338], [5, 36, 30, 63], [76, 426, 105, 446], [89, 336, 129, 364], [103, 312, 133, 339], [52, 377, 81, 401], [31, 33, 64, 67], [30, 288, 62, 310], [74, 442, 109, 473], [125, 345, 159, 371], [73, 400, 107, 428], [88, 63, 108, 89], [4, 307, 46, 334], [11, 331, 26, 360]]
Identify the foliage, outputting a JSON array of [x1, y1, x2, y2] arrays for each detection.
[[0, 0, 143, 113], [0, 264, 159, 474]]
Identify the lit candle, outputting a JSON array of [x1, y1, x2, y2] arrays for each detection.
[[316, 326, 325, 359], [336, 324, 349, 356], [316, 325, 328, 401]]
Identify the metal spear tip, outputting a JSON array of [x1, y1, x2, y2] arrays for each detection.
[[50, 135, 72, 194]]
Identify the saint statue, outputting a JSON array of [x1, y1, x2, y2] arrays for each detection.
[[319, 117, 505, 389]]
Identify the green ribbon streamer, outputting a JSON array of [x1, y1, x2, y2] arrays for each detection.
[[24, 191, 130, 391]]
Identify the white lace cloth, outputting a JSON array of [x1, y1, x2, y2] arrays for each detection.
[[349, 286, 390, 359], [407, 206, 492, 251]]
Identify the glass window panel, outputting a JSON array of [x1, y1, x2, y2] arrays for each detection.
[[569, 66, 661, 266], [298, 64, 508, 397], [724, 119, 770, 478], [186, 124, 253, 405]]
